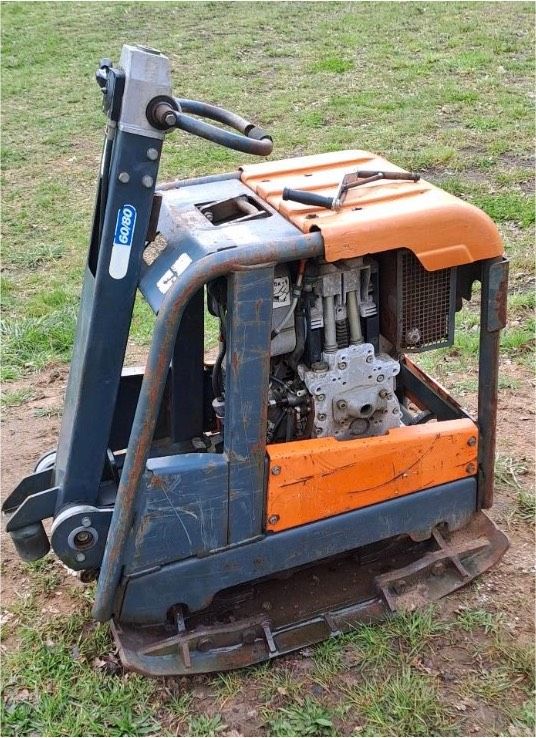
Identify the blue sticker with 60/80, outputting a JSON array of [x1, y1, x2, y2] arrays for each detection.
[[109, 204, 137, 280]]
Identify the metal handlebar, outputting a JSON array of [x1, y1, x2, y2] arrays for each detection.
[[146, 95, 273, 156]]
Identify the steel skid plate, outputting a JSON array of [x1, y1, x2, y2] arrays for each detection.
[[112, 511, 508, 675]]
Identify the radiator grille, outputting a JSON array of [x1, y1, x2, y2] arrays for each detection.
[[399, 252, 455, 350]]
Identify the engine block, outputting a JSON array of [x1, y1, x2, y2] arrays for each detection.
[[299, 343, 401, 440]]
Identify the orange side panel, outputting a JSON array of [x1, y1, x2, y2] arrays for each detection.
[[240, 150, 503, 270], [265, 418, 478, 532]]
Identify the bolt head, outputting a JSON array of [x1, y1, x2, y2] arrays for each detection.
[[271, 465, 281, 476], [366, 355, 373, 363], [118, 171, 130, 183], [336, 400, 347, 409], [377, 374, 385, 382], [81, 516, 91, 527], [164, 111, 177, 126], [142, 175, 154, 188], [268, 514, 280, 525], [338, 362, 347, 370], [467, 436, 477, 447], [466, 462, 477, 474], [146, 147, 159, 161], [318, 413, 327, 421], [317, 393, 326, 401], [75, 552, 86, 563]]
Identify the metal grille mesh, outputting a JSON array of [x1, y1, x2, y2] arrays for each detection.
[[400, 252, 453, 350]]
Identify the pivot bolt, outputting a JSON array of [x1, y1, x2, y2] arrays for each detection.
[[142, 175, 154, 188], [271, 466, 281, 476], [268, 514, 280, 525], [164, 111, 177, 127], [146, 147, 159, 161], [118, 171, 130, 183], [467, 436, 477, 447]]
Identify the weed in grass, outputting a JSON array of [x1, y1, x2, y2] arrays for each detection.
[[343, 622, 397, 668], [24, 558, 62, 596], [187, 713, 226, 736], [258, 664, 304, 704], [492, 637, 536, 690], [464, 666, 520, 703], [264, 697, 334, 736], [386, 607, 446, 656], [166, 691, 193, 721], [495, 454, 529, 490], [312, 57, 353, 74], [0, 388, 35, 408], [212, 670, 246, 703], [515, 490, 536, 523], [454, 607, 505, 635], [311, 637, 345, 687], [343, 666, 453, 736]]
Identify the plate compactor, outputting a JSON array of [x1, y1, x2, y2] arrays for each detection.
[[4, 45, 510, 676]]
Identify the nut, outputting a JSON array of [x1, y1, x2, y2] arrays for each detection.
[[271, 465, 281, 476]]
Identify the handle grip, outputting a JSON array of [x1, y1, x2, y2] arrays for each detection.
[[282, 188, 334, 210]]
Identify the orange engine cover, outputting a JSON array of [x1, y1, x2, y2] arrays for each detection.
[[241, 150, 503, 270], [266, 418, 478, 532]]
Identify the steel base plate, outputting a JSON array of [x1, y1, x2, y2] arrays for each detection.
[[112, 511, 508, 675]]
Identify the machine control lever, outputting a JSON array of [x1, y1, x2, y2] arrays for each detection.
[[283, 169, 420, 211], [146, 95, 273, 156]]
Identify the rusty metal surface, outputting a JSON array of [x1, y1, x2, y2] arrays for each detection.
[[111, 511, 508, 676], [477, 257, 509, 509], [93, 231, 324, 623]]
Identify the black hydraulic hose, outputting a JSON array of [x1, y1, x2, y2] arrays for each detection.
[[173, 111, 273, 156], [172, 97, 273, 156], [287, 310, 306, 370]]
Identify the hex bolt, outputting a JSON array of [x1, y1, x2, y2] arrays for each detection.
[[81, 516, 91, 527], [75, 552, 86, 563], [271, 465, 281, 476], [118, 171, 130, 183], [466, 462, 477, 474], [142, 175, 154, 188], [338, 362, 347, 370], [268, 514, 280, 525], [146, 147, 159, 161], [467, 436, 477, 447], [336, 400, 347, 410], [318, 413, 327, 421], [379, 389, 389, 399], [377, 374, 385, 382], [164, 111, 177, 127]]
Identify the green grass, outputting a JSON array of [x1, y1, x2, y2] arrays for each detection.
[[263, 697, 335, 736], [1, 1, 534, 380]]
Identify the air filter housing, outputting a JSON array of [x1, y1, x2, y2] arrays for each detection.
[[379, 250, 456, 352]]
